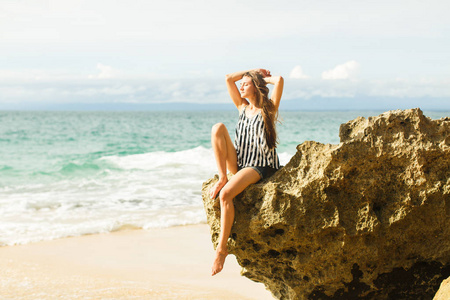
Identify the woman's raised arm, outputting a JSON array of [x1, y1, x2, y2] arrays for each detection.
[[264, 75, 284, 111], [225, 70, 250, 110]]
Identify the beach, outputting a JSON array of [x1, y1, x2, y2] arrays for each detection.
[[0, 224, 273, 299]]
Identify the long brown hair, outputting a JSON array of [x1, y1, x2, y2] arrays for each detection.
[[243, 71, 278, 149]]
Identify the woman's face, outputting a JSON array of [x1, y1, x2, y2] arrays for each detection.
[[239, 76, 256, 99]]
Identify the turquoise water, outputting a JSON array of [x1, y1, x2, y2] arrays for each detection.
[[0, 110, 448, 245]]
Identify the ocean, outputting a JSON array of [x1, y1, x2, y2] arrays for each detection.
[[0, 110, 448, 246]]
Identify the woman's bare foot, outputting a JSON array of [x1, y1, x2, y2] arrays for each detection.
[[210, 177, 227, 199], [211, 247, 228, 276]]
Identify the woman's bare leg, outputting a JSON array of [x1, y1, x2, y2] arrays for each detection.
[[211, 167, 261, 276], [210, 123, 238, 199]]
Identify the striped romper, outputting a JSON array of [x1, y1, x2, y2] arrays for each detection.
[[234, 105, 280, 179]]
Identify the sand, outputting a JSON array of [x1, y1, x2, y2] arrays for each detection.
[[0, 224, 274, 299]]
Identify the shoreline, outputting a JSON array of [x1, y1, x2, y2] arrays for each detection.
[[0, 224, 273, 299]]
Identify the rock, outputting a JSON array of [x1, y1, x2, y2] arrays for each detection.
[[202, 108, 450, 300], [434, 276, 450, 300]]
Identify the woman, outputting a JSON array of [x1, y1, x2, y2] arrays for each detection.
[[210, 68, 284, 276]]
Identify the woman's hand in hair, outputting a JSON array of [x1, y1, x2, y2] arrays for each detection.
[[256, 68, 271, 78], [264, 75, 283, 85]]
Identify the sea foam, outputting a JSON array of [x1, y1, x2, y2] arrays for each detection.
[[0, 146, 292, 246]]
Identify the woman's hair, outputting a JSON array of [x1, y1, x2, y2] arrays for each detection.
[[243, 71, 278, 149]]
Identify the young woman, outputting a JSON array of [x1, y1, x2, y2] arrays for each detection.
[[210, 68, 284, 275]]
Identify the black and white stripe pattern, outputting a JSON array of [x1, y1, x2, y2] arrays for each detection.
[[234, 106, 280, 169]]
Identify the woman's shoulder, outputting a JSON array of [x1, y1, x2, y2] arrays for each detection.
[[237, 104, 248, 115]]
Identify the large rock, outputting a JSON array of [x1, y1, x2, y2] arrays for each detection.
[[202, 108, 450, 300]]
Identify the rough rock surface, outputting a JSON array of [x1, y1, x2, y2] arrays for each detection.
[[433, 276, 450, 300], [202, 108, 450, 300]]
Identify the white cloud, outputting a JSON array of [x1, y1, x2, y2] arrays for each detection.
[[1, 0, 448, 91], [88, 64, 121, 79], [2, 76, 450, 108], [322, 61, 360, 80], [289, 66, 309, 79], [283, 77, 450, 100], [365, 78, 450, 98], [284, 79, 358, 99], [75, 85, 146, 97], [0, 69, 51, 81]]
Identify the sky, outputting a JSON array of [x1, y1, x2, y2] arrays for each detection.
[[1, 0, 449, 110]]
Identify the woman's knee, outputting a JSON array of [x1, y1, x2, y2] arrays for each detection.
[[219, 186, 234, 205], [211, 123, 227, 136]]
